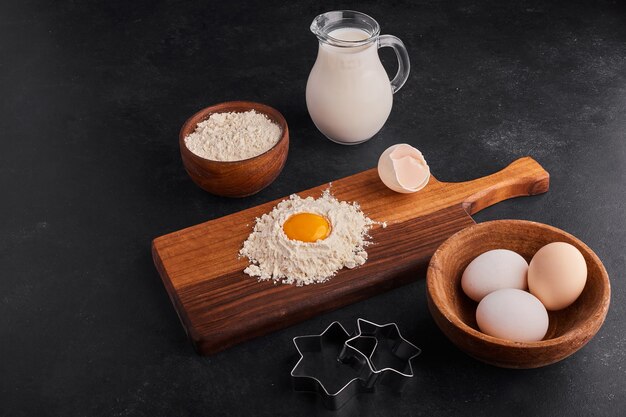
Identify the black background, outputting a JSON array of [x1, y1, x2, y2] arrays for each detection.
[[2, 1, 625, 416]]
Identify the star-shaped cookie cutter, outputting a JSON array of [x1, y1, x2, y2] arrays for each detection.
[[291, 318, 421, 410], [291, 321, 375, 410], [342, 318, 421, 391]]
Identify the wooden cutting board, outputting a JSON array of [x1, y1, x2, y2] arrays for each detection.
[[152, 157, 549, 355]]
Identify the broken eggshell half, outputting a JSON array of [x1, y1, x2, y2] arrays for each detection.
[[377, 144, 430, 193]]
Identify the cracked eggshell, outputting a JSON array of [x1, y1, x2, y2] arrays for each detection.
[[377, 144, 430, 193]]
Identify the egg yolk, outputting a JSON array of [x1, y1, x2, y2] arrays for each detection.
[[283, 213, 331, 242]]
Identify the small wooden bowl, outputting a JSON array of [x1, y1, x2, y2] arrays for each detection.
[[179, 101, 289, 197], [427, 220, 610, 368]]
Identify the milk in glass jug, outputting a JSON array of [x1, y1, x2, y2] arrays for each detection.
[[306, 10, 410, 144]]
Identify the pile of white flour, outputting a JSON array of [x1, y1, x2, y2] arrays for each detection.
[[184, 110, 281, 161], [239, 189, 384, 286]]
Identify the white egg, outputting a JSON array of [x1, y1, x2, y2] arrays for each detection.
[[377, 144, 430, 193], [476, 289, 549, 342], [461, 249, 528, 302]]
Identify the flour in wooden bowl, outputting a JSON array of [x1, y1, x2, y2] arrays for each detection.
[[184, 110, 281, 161], [239, 189, 385, 286]]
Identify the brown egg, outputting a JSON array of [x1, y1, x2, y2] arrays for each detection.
[[528, 242, 587, 310]]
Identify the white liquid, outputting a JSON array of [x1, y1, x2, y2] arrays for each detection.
[[306, 28, 393, 144], [329, 27, 370, 41]]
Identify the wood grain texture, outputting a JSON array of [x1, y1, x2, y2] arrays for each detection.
[[427, 220, 611, 368], [152, 157, 549, 355], [179, 101, 289, 198]]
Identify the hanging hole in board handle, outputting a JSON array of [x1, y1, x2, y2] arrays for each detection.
[[378, 35, 410, 94]]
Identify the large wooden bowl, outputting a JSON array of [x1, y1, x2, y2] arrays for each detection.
[[179, 101, 289, 197], [426, 220, 610, 368]]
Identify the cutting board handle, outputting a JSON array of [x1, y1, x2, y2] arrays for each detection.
[[457, 157, 550, 215]]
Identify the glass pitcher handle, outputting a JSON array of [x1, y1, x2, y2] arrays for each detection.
[[378, 35, 410, 94]]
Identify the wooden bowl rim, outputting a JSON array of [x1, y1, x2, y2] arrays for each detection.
[[427, 219, 611, 349], [179, 100, 289, 164]]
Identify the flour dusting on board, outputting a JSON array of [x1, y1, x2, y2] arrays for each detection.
[[239, 189, 386, 286]]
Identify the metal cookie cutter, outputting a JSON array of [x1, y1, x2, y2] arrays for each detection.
[[291, 321, 375, 410], [342, 318, 421, 391], [291, 319, 421, 410]]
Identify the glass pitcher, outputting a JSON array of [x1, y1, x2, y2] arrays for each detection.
[[306, 10, 410, 145]]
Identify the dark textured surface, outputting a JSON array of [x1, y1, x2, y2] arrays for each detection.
[[1, 0, 625, 416]]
